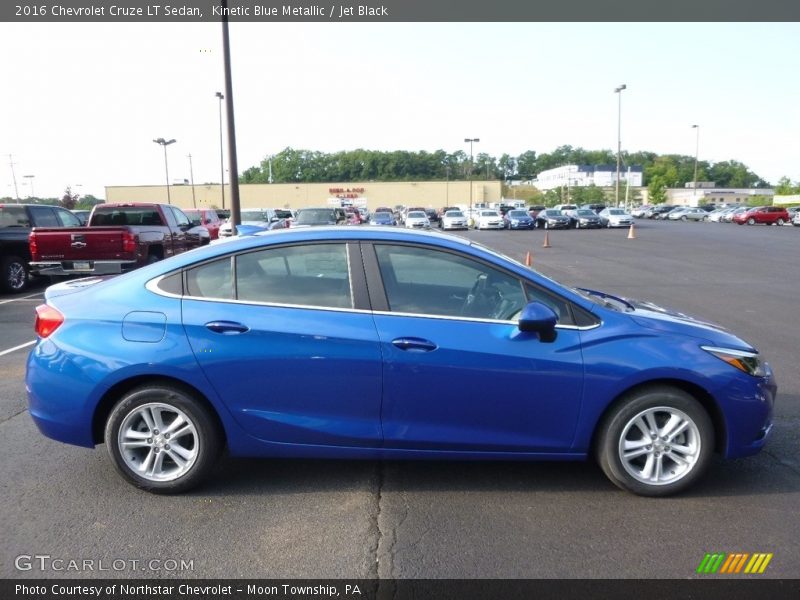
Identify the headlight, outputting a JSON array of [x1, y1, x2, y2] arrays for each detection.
[[702, 346, 767, 377]]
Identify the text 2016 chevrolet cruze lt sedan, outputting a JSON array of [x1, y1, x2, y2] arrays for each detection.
[[26, 227, 776, 496]]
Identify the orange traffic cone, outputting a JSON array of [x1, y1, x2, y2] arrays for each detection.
[[627, 223, 636, 239], [542, 231, 551, 248], [525, 251, 532, 266]]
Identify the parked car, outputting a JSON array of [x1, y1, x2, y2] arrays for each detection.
[[503, 209, 535, 230], [793, 211, 800, 227], [535, 209, 571, 230], [1, 203, 84, 293], [26, 227, 777, 496], [28, 203, 207, 279], [370, 211, 396, 226], [292, 207, 347, 227], [404, 210, 430, 229], [668, 207, 709, 222], [425, 208, 440, 225], [732, 206, 790, 226], [707, 208, 732, 223], [218, 208, 286, 238], [343, 207, 363, 225], [570, 209, 602, 229], [527, 205, 546, 219], [183, 208, 223, 240], [554, 204, 579, 218], [722, 207, 749, 223], [580, 203, 607, 214], [473, 210, 505, 230], [644, 206, 675, 219], [440, 210, 468, 231], [598, 208, 634, 228], [630, 205, 651, 218]]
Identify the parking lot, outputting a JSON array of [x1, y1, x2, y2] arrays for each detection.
[[1, 219, 798, 579]]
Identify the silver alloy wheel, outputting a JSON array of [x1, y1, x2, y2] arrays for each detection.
[[118, 402, 199, 482], [8, 261, 26, 290], [618, 406, 701, 486]]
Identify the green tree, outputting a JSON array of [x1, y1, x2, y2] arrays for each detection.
[[648, 176, 668, 204]]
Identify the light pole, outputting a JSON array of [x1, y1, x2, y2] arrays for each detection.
[[187, 154, 197, 208], [152, 138, 176, 204], [23, 174, 35, 198], [614, 84, 626, 207], [215, 91, 225, 209], [268, 155, 273, 184], [465, 138, 480, 213], [691, 124, 700, 194]]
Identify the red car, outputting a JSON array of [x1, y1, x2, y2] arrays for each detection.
[[732, 206, 790, 226], [183, 208, 223, 239]]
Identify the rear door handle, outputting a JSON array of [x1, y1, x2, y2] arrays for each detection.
[[391, 337, 437, 352], [205, 321, 249, 335]]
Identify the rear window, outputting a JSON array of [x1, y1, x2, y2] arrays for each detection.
[[296, 209, 336, 225], [91, 207, 161, 226], [0, 206, 30, 228]]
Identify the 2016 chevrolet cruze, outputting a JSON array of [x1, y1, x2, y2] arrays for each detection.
[[26, 227, 776, 495]]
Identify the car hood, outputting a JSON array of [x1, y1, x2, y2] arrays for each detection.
[[579, 288, 756, 352]]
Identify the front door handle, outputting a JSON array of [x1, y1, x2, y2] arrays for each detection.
[[205, 321, 249, 335], [391, 337, 437, 352]]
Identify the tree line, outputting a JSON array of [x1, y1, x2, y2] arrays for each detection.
[[240, 145, 773, 190]]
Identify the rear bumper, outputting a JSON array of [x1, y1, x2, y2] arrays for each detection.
[[29, 260, 137, 276]]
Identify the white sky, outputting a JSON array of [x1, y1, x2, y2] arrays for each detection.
[[2, 22, 799, 199]]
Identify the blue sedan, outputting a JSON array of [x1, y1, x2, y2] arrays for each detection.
[[26, 227, 776, 496]]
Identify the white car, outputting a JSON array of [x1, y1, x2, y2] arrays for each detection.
[[598, 208, 634, 228], [440, 210, 468, 230], [473, 210, 505, 230], [404, 210, 430, 229]]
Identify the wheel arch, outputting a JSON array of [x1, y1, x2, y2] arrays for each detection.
[[92, 375, 226, 447], [589, 378, 727, 456]]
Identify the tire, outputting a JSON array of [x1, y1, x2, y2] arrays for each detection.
[[105, 385, 222, 494], [681, 216, 687, 221], [747, 218, 755, 225], [777, 218, 785, 226], [543, 221, 549, 230], [1, 255, 29, 294], [595, 385, 714, 497]]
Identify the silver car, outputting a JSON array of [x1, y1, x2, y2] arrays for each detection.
[[441, 210, 468, 230], [598, 208, 634, 228]]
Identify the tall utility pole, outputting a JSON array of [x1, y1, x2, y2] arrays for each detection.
[[8, 155, 19, 201], [614, 84, 627, 207], [215, 91, 225, 210], [465, 138, 480, 214], [187, 154, 197, 208], [692, 124, 700, 194], [152, 138, 176, 204]]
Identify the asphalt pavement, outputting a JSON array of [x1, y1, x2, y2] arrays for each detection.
[[1, 219, 798, 579]]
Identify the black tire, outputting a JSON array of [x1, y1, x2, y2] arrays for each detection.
[[777, 218, 785, 226], [747, 218, 755, 226], [1, 255, 29, 294], [105, 385, 222, 494], [595, 385, 714, 497]]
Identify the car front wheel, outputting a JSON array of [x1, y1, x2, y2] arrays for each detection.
[[596, 386, 713, 496], [105, 385, 222, 494]]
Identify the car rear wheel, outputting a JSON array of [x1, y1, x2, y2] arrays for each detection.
[[1, 255, 29, 293], [596, 386, 713, 496], [105, 385, 222, 494]]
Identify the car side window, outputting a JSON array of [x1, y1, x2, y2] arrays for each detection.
[[374, 244, 527, 320], [186, 257, 233, 299], [28, 206, 59, 227], [524, 283, 576, 326], [55, 209, 81, 227], [171, 207, 191, 227], [236, 244, 353, 309]]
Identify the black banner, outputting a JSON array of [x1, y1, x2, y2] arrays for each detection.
[[3, 0, 800, 22], [4, 579, 800, 600]]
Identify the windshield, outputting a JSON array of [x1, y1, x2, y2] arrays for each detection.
[[544, 210, 562, 217], [481, 211, 499, 217], [182, 210, 202, 226], [576, 210, 595, 216], [508, 210, 527, 217], [445, 211, 464, 217], [608, 209, 626, 215], [407, 211, 426, 218], [296, 209, 335, 224], [241, 210, 271, 221]]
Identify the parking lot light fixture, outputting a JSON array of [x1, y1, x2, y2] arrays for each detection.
[[465, 138, 480, 214], [152, 138, 176, 204], [614, 84, 626, 207]]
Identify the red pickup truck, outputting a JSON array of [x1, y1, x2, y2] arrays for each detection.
[[29, 203, 208, 277]]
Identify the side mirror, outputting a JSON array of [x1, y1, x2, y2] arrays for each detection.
[[518, 301, 558, 342]]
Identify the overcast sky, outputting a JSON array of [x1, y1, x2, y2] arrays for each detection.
[[2, 22, 799, 199]]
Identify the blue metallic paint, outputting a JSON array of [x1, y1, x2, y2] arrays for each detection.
[[26, 227, 776, 468]]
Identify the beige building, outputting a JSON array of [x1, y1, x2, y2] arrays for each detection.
[[105, 180, 503, 211]]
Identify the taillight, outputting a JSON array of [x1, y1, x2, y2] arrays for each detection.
[[29, 231, 39, 260], [122, 231, 137, 253], [35, 304, 64, 338]]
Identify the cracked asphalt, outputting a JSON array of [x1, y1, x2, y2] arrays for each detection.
[[1, 219, 798, 579]]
